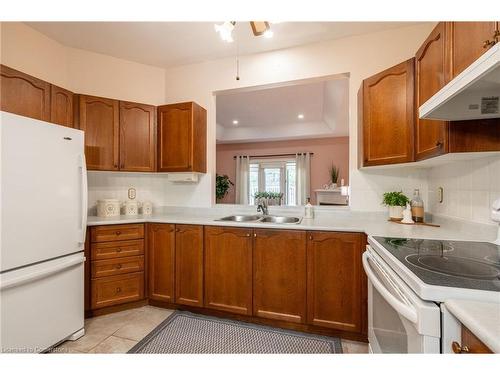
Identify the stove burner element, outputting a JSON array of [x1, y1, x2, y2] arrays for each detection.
[[405, 254, 500, 280], [387, 238, 454, 254]]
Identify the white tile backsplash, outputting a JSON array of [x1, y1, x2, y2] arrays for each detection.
[[87, 172, 171, 215], [428, 156, 500, 224]]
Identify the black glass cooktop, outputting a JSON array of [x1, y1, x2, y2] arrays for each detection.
[[373, 237, 500, 292]]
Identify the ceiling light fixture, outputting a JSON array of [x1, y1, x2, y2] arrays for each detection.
[[214, 21, 236, 43], [297, 114, 304, 119], [232, 120, 239, 125]]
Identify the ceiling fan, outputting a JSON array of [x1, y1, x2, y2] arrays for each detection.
[[214, 21, 273, 42]]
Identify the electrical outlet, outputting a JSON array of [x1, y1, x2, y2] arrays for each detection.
[[128, 187, 136, 200]]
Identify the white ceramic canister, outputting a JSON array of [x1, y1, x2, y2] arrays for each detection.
[[123, 200, 139, 216], [97, 199, 120, 218], [141, 201, 153, 215]]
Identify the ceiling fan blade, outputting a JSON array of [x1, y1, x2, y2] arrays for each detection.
[[250, 21, 270, 36]]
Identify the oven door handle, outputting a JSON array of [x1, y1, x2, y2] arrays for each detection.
[[362, 252, 418, 324]]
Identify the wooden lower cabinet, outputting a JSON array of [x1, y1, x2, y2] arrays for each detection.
[[307, 231, 365, 333], [204, 226, 253, 315], [91, 272, 144, 310], [253, 229, 307, 323], [452, 325, 493, 354], [89, 224, 146, 313], [175, 224, 204, 307], [147, 223, 175, 303]]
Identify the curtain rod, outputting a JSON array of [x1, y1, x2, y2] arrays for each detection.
[[233, 153, 314, 159]]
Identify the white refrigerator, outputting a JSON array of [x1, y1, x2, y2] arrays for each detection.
[[0, 111, 87, 353]]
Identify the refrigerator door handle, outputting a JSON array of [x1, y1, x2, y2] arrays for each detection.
[[0, 255, 85, 291], [78, 153, 88, 247]]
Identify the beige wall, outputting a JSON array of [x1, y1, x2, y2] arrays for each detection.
[[1, 22, 436, 211], [0, 22, 166, 105], [162, 22, 436, 209]]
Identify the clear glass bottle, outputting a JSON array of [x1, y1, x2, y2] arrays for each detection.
[[410, 189, 424, 223]]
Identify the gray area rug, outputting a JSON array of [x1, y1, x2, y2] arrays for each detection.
[[129, 311, 342, 354]]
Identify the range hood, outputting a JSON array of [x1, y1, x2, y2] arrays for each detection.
[[419, 44, 500, 121]]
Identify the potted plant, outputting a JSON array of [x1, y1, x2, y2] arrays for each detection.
[[329, 164, 340, 189], [215, 174, 234, 201], [382, 191, 410, 221]]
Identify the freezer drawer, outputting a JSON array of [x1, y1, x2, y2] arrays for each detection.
[[0, 253, 85, 353]]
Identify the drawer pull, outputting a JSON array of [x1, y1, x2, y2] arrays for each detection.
[[116, 287, 122, 294], [115, 264, 122, 270], [116, 248, 122, 253], [452, 341, 470, 354], [115, 231, 122, 235]]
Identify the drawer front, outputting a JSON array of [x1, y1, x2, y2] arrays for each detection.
[[91, 224, 144, 243], [91, 272, 144, 309], [91, 256, 144, 278], [91, 240, 144, 260]]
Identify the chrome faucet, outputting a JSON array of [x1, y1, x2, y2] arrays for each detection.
[[257, 202, 269, 216]]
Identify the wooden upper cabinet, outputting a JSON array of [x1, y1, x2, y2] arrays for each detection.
[[119, 101, 156, 172], [157, 102, 207, 173], [307, 231, 365, 333], [0, 64, 50, 121], [50, 85, 74, 127], [78, 95, 120, 171], [204, 226, 253, 315], [448, 22, 499, 79], [415, 22, 449, 161], [253, 229, 307, 323], [147, 223, 175, 303], [175, 224, 204, 307], [360, 59, 415, 166]]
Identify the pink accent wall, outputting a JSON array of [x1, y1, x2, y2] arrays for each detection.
[[216, 137, 349, 205]]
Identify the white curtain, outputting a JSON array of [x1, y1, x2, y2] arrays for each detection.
[[295, 152, 311, 206], [235, 155, 250, 205]]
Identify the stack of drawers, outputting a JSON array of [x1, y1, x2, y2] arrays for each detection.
[[90, 224, 145, 310]]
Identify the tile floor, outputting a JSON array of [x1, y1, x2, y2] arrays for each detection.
[[52, 306, 368, 354]]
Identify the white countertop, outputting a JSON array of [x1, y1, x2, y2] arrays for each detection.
[[445, 299, 500, 353], [87, 206, 499, 242]]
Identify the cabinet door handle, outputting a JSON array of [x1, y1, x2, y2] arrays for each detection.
[[451, 341, 470, 354], [246, 233, 251, 237], [483, 39, 496, 49], [115, 287, 122, 294], [435, 141, 443, 148], [253, 233, 257, 237], [309, 235, 313, 241]]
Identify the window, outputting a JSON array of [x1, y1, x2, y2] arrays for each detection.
[[248, 158, 296, 205]]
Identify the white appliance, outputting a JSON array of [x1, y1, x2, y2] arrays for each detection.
[[419, 43, 500, 121], [364, 236, 499, 353], [0, 111, 87, 353]]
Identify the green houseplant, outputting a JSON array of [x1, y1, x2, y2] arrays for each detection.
[[215, 174, 234, 201], [329, 164, 340, 187], [382, 191, 410, 221]]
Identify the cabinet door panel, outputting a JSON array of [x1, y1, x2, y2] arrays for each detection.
[[415, 23, 449, 160], [253, 229, 307, 323], [78, 95, 119, 171], [175, 224, 204, 306], [361, 59, 414, 166], [0, 64, 50, 121], [119, 101, 156, 172], [307, 231, 364, 333], [157, 103, 192, 171], [204, 226, 252, 315], [50, 85, 74, 127], [147, 223, 175, 302], [449, 22, 498, 78]]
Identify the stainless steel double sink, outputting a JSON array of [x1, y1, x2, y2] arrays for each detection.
[[216, 214, 302, 224]]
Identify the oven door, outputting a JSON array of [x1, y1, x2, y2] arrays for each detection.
[[363, 247, 441, 353]]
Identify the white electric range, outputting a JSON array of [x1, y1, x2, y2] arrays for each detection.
[[363, 236, 500, 353]]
